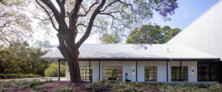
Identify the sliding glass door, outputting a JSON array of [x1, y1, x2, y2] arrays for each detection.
[[102, 66, 122, 81], [171, 66, 188, 81]]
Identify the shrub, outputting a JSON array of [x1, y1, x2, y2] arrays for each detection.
[[210, 84, 222, 92], [0, 73, 41, 79], [44, 62, 65, 77], [27, 79, 52, 87], [85, 83, 107, 92], [0, 80, 31, 91], [54, 85, 77, 92]]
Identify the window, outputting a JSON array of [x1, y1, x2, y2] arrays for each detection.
[[145, 66, 157, 81], [198, 63, 219, 81], [102, 66, 122, 81], [80, 66, 92, 81], [198, 64, 209, 81], [171, 66, 188, 81]]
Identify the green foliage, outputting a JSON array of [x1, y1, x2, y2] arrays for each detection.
[[210, 84, 222, 92], [0, 41, 49, 76], [0, 73, 40, 79], [0, 80, 31, 91], [54, 85, 77, 92], [126, 25, 181, 44], [44, 62, 65, 77], [99, 31, 121, 44], [27, 79, 52, 87], [85, 82, 107, 92]]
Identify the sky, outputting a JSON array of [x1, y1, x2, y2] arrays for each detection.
[[150, 0, 219, 30], [33, 0, 220, 45]]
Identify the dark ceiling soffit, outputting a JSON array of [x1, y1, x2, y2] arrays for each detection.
[[55, 58, 221, 61]]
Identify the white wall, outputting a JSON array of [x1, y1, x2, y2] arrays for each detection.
[[65, 61, 198, 82], [168, 1, 222, 60]]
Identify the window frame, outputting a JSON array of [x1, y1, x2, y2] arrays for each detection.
[[102, 66, 122, 81], [144, 66, 157, 81], [171, 66, 188, 81], [80, 66, 92, 81]]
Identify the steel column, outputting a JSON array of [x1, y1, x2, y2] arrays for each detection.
[[167, 60, 169, 82], [180, 61, 182, 81], [58, 59, 61, 81], [136, 60, 138, 81], [99, 60, 100, 81]]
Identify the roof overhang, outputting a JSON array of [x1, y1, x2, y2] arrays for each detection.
[[41, 44, 220, 62]]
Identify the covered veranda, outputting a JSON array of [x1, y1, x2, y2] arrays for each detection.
[[41, 44, 221, 82]]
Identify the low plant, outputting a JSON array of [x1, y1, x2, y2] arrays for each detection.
[[27, 79, 52, 87], [0, 73, 41, 79], [85, 82, 107, 92], [0, 80, 31, 91], [54, 86, 74, 92], [210, 84, 222, 92]]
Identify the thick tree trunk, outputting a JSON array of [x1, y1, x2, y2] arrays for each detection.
[[66, 50, 81, 83], [57, 32, 81, 83]]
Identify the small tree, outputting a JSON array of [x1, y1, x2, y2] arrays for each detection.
[[36, 0, 178, 83]]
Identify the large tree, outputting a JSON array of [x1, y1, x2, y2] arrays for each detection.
[[126, 25, 181, 44], [36, 0, 178, 82], [0, 0, 33, 45]]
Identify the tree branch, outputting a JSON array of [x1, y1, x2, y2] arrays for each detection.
[[99, 12, 120, 28], [0, 21, 10, 29], [100, 0, 118, 12], [40, 0, 68, 29], [69, 0, 83, 31], [77, 0, 106, 48], [56, 0, 66, 19], [118, 0, 133, 9], [36, 0, 58, 31], [78, 1, 99, 17], [77, 23, 105, 31]]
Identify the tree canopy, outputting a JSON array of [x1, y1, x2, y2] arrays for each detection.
[[0, 0, 33, 45], [126, 25, 181, 44], [99, 31, 121, 43]]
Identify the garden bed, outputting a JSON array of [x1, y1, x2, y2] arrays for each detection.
[[1, 80, 222, 92]]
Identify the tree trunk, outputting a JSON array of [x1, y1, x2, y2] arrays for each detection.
[[57, 32, 81, 83], [66, 50, 81, 83]]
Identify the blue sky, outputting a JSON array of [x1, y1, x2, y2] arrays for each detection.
[[80, 0, 220, 44], [39, 0, 220, 44], [151, 0, 219, 30]]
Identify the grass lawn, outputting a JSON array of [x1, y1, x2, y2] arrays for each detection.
[[1, 80, 222, 92]]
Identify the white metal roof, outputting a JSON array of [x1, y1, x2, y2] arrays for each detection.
[[41, 44, 219, 60]]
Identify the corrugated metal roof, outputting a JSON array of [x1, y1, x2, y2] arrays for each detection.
[[41, 44, 219, 60]]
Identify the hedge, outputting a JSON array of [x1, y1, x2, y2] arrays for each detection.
[[0, 74, 41, 79]]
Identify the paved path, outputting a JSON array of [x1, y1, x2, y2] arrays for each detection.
[[0, 77, 68, 82]]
